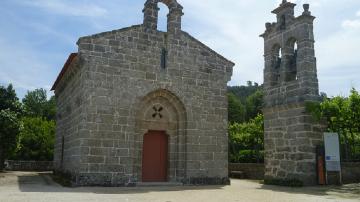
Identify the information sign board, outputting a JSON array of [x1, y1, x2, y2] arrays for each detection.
[[324, 133, 341, 171]]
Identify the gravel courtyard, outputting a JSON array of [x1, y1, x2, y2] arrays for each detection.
[[0, 172, 359, 202]]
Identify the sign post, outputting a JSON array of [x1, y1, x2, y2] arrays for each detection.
[[324, 133, 342, 185]]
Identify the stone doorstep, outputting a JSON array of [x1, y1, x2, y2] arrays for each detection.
[[136, 182, 183, 187]]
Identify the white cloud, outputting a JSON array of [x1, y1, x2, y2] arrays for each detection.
[[314, 10, 360, 96], [180, 0, 360, 95], [20, 0, 108, 17], [1, 0, 359, 98], [26, 22, 76, 45], [181, 0, 270, 86], [342, 19, 360, 29]]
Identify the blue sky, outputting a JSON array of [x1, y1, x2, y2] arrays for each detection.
[[0, 0, 359, 99]]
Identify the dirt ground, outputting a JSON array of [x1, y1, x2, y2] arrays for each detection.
[[0, 171, 359, 202]]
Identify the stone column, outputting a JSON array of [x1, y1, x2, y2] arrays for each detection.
[[143, 1, 159, 31]]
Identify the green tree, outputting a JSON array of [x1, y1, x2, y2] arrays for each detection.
[[228, 82, 264, 122], [0, 84, 22, 170], [0, 84, 22, 113], [228, 92, 246, 123], [245, 89, 264, 121], [12, 117, 55, 161], [306, 88, 360, 160], [229, 114, 264, 163], [0, 110, 22, 170], [228, 82, 262, 104], [349, 88, 360, 134], [45, 96, 56, 121], [22, 88, 56, 121]]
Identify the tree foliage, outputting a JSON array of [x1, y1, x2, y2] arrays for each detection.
[[228, 92, 246, 123], [228, 82, 265, 163], [228, 82, 263, 123], [0, 84, 22, 170], [0, 85, 56, 165], [229, 114, 264, 163], [306, 88, 360, 161], [0, 84, 22, 114], [23, 88, 56, 121], [15, 89, 56, 161], [11, 117, 55, 161], [228, 81, 261, 104], [245, 89, 264, 120]]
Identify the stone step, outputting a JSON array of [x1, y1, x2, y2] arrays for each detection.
[[136, 182, 183, 187], [230, 171, 245, 179]]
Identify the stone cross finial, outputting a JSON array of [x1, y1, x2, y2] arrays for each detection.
[[282, 0, 287, 4], [302, 4, 311, 15]]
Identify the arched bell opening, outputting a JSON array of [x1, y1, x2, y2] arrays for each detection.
[[142, 0, 184, 34], [270, 44, 282, 86], [284, 38, 298, 82]]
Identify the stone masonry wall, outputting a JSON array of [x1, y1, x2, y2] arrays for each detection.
[[72, 25, 233, 186], [263, 104, 324, 185], [53, 0, 234, 186], [341, 162, 360, 184], [5, 160, 53, 171], [53, 57, 85, 175], [229, 163, 264, 180], [229, 162, 360, 184], [261, 1, 325, 185]]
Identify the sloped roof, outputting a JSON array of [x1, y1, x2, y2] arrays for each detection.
[[51, 53, 78, 91]]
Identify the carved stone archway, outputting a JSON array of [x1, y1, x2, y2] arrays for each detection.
[[133, 89, 186, 182]]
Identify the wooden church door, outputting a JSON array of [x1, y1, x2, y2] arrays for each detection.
[[142, 131, 168, 182]]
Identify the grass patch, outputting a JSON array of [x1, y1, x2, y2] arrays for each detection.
[[264, 178, 303, 187]]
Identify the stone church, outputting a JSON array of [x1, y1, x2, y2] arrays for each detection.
[[261, 1, 325, 185], [52, 0, 234, 186]]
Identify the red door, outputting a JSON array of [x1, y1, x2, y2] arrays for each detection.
[[142, 131, 168, 182]]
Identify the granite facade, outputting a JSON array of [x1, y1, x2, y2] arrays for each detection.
[[260, 1, 325, 185], [52, 0, 234, 186]]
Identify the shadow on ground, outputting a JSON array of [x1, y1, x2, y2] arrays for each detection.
[[16, 172, 225, 194], [259, 182, 360, 200], [8, 172, 360, 200]]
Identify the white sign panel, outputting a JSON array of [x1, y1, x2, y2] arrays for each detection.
[[324, 133, 341, 171]]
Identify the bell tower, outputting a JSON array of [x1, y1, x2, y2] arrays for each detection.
[[143, 0, 183, 35], [261, 1, 324, 185]]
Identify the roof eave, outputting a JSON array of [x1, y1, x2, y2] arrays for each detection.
[[51, 53, 78, 91]]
